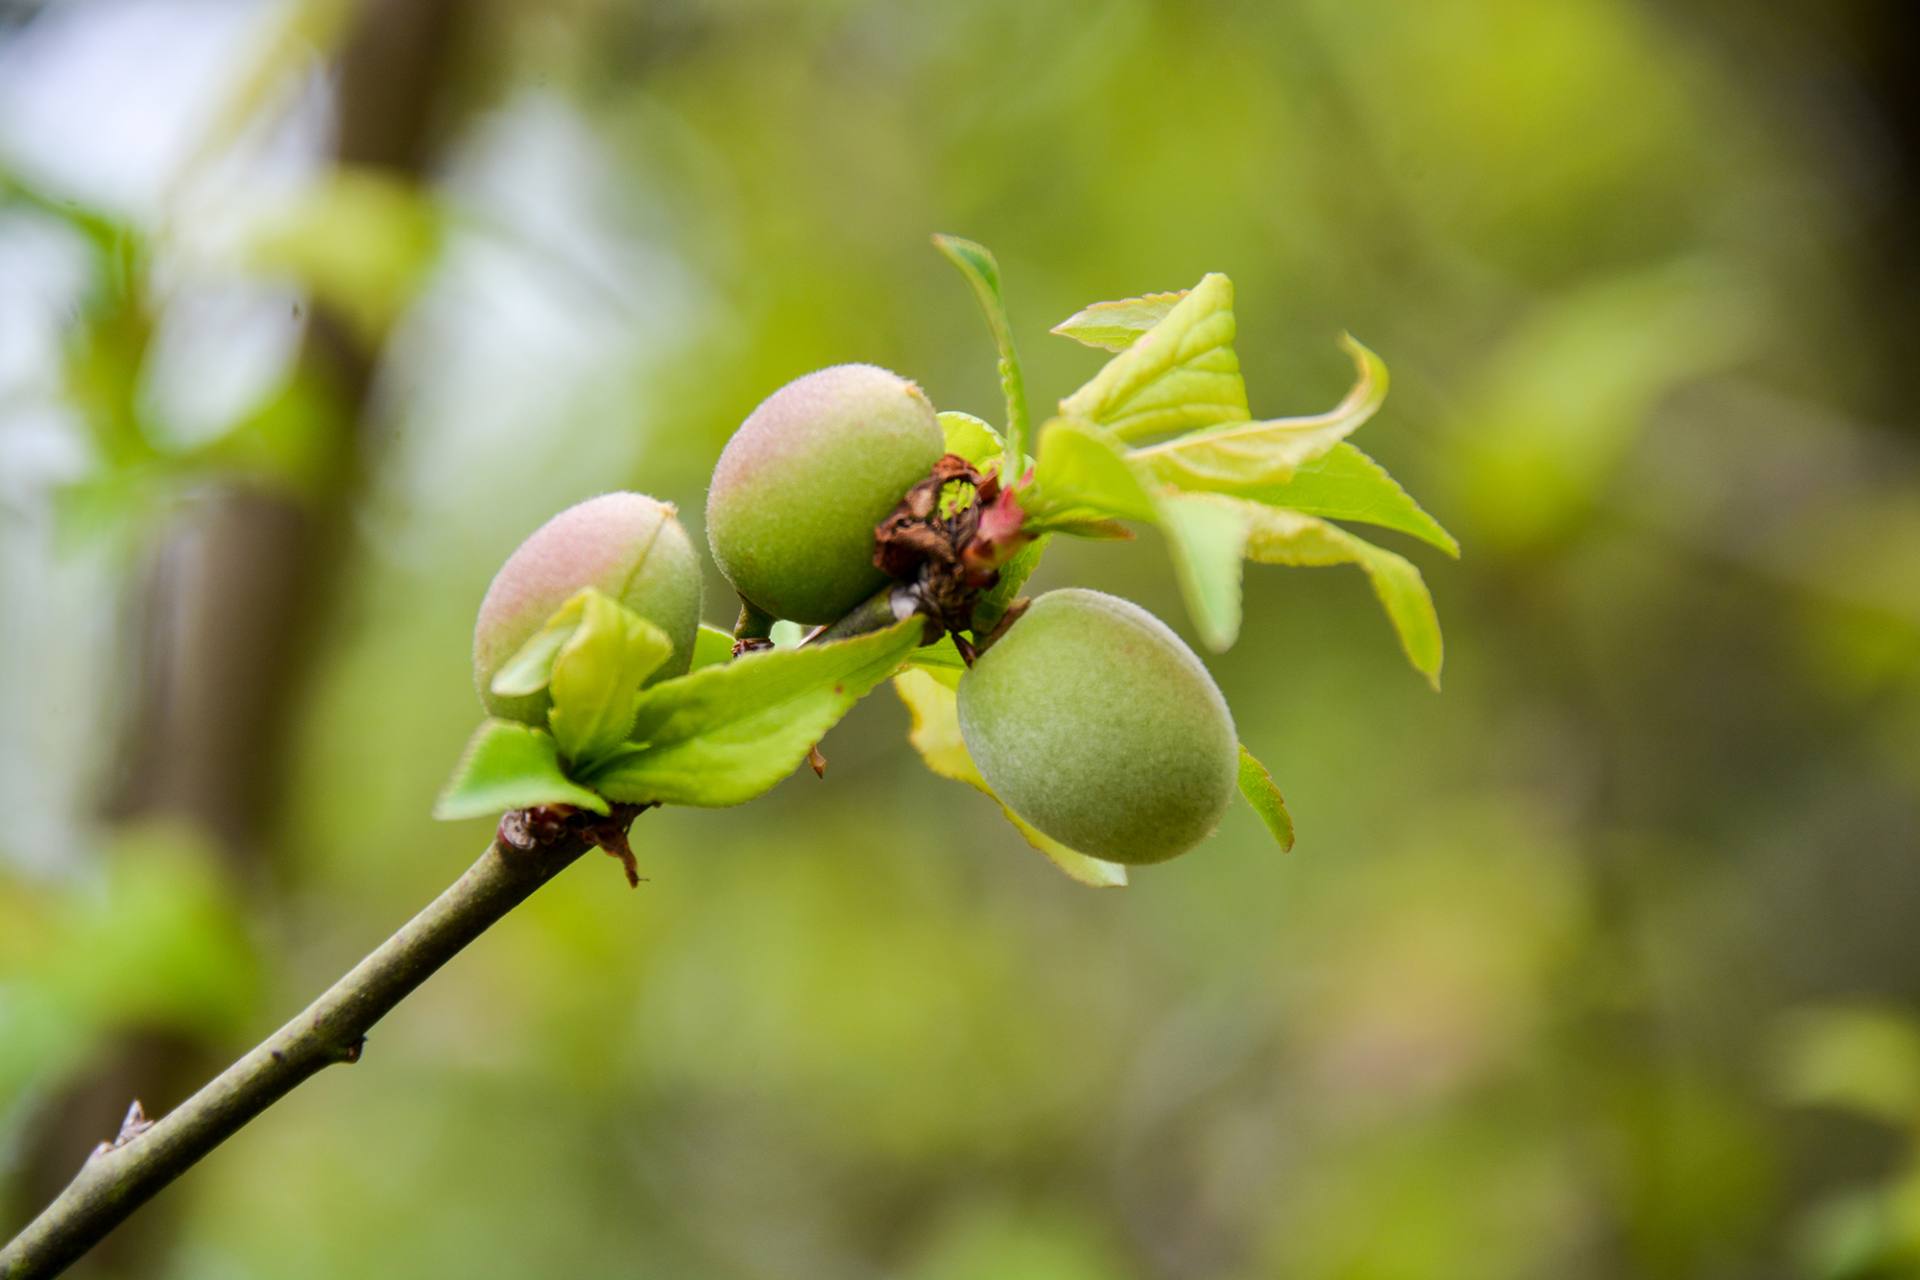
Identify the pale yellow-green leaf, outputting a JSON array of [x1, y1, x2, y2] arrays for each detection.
[[1130, 334, 1387, 488], [892, 670, 1127, 888], [1031, 418, 1158, 524], [547, 590, 675, 766], [490, 613, 578, 698], [1050, 289, 1188, 352], [1230, 498, 1443, 687], [1155, 491, 1253, 653], [938, 410, 1006, 470], [1057, 273, 1249, 441], [1239, 443, 1458, 557]]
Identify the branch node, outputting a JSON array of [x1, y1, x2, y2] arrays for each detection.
[[89, 1101, 154, 1160], [497, 805, 571, 854], [585, 803, 651, 887]]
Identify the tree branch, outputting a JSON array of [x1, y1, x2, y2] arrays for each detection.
[[0, 813, 626, 1280]]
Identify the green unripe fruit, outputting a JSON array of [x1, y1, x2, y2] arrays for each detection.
[[473, 492, 703, 724], [705, 363, 944, 625], [957, 589, 1238, 865]]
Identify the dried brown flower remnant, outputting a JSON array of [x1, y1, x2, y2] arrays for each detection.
[[873, 454, 1034, 646]]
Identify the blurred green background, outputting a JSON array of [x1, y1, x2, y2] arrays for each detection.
[[3, 1, 1918, 1276]]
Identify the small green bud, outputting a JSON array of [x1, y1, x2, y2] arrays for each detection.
[[473, 492, 702, 724], [957, 589, 1237, 864], [705, 363, 945, 625]]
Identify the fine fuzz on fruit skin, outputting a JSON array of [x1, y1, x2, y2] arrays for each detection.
[[957, 588, 1238, 864], [473, 492, 702, 724], [705, 363, 944, 624]]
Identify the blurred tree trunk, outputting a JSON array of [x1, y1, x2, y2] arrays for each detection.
[[8, 0, 467, 1271], [1669, 0, 1918, 420]]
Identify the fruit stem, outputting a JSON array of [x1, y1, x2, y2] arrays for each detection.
[[732, 596, 776, 657], [809, 584, 924, 645], [733, 597, 775, 643]]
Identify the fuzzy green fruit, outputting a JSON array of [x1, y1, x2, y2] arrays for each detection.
[[706, 363, 943, 625], [473, 492, 702, 724], [957, 589, 1237, 864]]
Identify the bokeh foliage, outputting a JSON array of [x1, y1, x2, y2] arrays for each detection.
[[2, 0, 1917, 1277]]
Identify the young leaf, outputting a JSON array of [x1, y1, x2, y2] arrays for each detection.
[[1051, 289, 1188, 352], [490, 611, 579, 698], [1235, 443, 1458, 557], [1031, 418, 1158, 523], [932, 234, 1031, 474], [892, 670, 1127, 887], [1027, 515, 1134, 540], [546, 591, 675, 767], [435, 720, 608, 821], [583, 619, 925, 808], [1231, 498, 1444, 688], [1155, 491, 1254, 653], [1236, 744, 1295, 851], [1129, 334, 1387, 489], [690, 624, 738, 672], [938, 410, 1006, 470], [1057, 272, 1249, 441]]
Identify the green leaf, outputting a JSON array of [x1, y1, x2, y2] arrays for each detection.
[[1236, 443, 1458, 557], [939, 410, 1006, 471], [904, 634, 969, 688], [971, 533, 1049, 633], [435, 720, 608, 820], [1028, 515, 1134, 540], [1236, 743, 1295, 851], [546, 590, 675, 767], [490, 614, 578, 698], [1031, 418, 1158, 523], [893, 670, 1127, 887], [1153, 494, 1443, 684], [1057, 272, 1249, 441], [583, 619, 925, 807], [1129, 334, 1387, 488], [1051, 289, 1188, 352], [1156, 491, 1254, 653], [690, 624, 737, 672], [1035, 410, 1445, 675], [1232, 498, 1444, 687], [932, 234, 1031, 474]]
